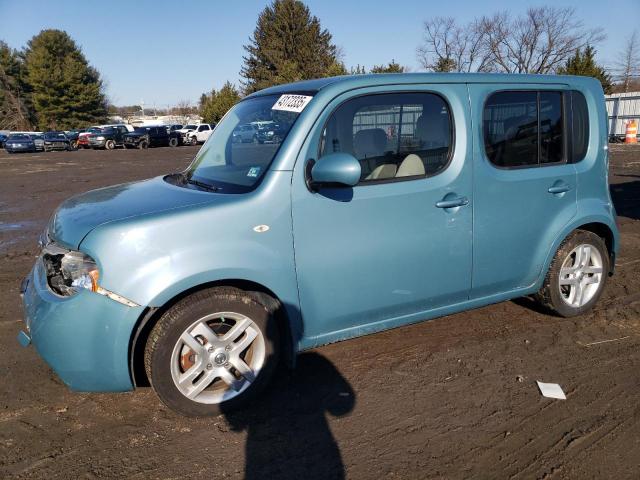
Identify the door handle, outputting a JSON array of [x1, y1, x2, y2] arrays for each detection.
[[548, 183, 571, 194], [435, 196, 469, 209]]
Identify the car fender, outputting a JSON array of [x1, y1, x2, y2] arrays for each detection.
[[534, 198, 619, 291], [78, 171, 304, 347]]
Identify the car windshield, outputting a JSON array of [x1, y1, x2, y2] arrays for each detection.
[[9, 134, 30, 140], [134, 127, 151, 132], [184, 124, 197, 130], [185, 94, 307, 192]]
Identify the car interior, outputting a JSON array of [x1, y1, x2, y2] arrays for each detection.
[[320, 97, 452, 183]]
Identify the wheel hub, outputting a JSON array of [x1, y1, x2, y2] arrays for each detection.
[[213, 351, 228, 366]]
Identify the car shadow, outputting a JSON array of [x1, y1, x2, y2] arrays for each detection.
[[610, 180, 640, 221], [221, 352, 355, 480]]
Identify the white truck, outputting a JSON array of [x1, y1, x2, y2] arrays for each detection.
[[177, 123, 214, 145]]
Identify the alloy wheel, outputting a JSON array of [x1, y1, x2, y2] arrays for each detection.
[[170, 312, 266, 404], [558, 243, 604, 308]]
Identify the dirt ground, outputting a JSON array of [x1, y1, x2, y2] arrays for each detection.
[[1, 144, 639, 479]]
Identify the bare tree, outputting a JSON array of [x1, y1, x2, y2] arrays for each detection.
[[417, 17, 493, 72], [0, 64, 32, 131], [417, 7, 604, 74], [615, 30, 640, 92], [173, 99, 193, 116]]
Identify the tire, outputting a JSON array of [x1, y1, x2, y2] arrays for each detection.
[[252, 135, 258, 144], [144, 287, 280, 417], [169, 137, 178, 147], [105, 139, 115, 150], [534, 230, 609, 317], [138, 140, 149, 150], [190, 136, 198, 146]]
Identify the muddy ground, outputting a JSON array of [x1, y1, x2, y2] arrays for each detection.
[[0, 144, 639, 479]]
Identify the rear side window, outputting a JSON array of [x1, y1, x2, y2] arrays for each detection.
[[319, 92, 453, 183], [483, 90, 565, 168], [570, 91, 589, 162]]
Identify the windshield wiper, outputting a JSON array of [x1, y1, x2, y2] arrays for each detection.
[[184, 175, 220, 192]]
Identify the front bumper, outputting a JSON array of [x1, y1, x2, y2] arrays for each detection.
[[19, 259, 145, 392], [5, 144, 36, 152], [44, 142, 69, 150], [89, 139, 106, 148]]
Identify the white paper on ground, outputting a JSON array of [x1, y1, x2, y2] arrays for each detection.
[[536, 381, 566, 400]]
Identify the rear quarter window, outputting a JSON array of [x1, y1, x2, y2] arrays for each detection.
[[570, 90, 589, 162]]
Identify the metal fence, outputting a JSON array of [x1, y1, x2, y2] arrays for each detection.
[[605, 92, 640, 139]]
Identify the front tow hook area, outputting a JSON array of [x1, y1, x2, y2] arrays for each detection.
[[17, 330, 31, 347]]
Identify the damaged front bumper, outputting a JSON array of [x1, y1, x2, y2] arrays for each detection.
[[19, 259, 145, 392]]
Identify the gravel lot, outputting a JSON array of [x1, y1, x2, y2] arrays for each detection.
[[1, 144, 639, 479]]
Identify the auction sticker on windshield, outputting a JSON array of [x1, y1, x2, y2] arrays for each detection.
[[272, 94, 313, 113]]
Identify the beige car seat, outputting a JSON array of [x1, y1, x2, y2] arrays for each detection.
[[365, 163, 397, 180], [396, 154, 425, 177]]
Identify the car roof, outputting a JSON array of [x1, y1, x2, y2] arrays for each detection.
[[246, 72, 600, 99]]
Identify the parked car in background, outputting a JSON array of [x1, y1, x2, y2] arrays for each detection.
[[123, 126, 181, 149], [256, 122, 288, 144], [64, 130, 82, 149], [4, 133, 37, 153], [167, 124, 183, 134], [175, 124, 198, 143], [44, 131, 72, 151], [31, 134, 45, 151], [232, 123, 259, 143], [184, 123, 214, 145], [88, 125, 130, 149], [0, 133, 8, 148], [77, 127, 102, 149]]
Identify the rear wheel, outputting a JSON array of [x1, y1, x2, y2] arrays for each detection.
[[534, 230, 609, 317], [144, 287, 280, 417]]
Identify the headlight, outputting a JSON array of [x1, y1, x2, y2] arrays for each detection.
[[41, 243, 99, 296]]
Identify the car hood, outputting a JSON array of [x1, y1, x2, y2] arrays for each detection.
[[49, 176, 216, 248], [124, 132, 146, 138]]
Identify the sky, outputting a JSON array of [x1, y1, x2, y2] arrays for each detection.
[[0, 0, 637, 107]]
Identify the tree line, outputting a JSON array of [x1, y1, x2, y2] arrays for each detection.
[[2, 1, 638, 130]]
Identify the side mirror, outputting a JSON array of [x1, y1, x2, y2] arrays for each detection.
[[310, 153, 361, 188]]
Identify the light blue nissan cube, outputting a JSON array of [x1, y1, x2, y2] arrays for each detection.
[[19, 73, 619, 416]]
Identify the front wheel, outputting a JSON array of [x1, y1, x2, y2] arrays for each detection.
[[190, 136, 198, 146], [144, 287, 280, 417], [534, 230, 609, 317], [138, 140, 148, 149], [105, 139, 115, 150], [169, 137, 178, 147]]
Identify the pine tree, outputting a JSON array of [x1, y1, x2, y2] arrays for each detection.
[[557, 45, 613, 94], [240, 0, 343, 93], [0, 41, 34, 130], [200, 81, 242, 124], [433, 57, 457, 73], [24, 29, 107, 130], [370, 59, 406, 74]]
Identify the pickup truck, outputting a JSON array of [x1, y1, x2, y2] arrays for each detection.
[[123, 126, 182, 149], [88, 125, 131, 150], [184, 123, 215, 145]]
